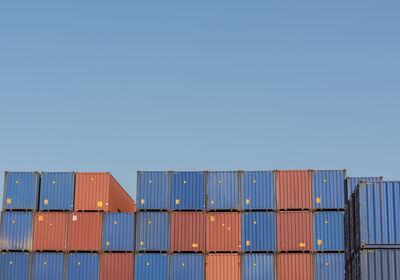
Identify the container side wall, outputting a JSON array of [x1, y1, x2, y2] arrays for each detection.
[[276, 170, 311, 210], [137, 171, 170, 210], [108, 174, 136, 212], [33, 212, 68, 251], [206, 213, 241, 252], [170, 254, 204, 280], [100, 253, 134, 280], [277, 253, 313, 280], [66, 253, 99, 280], [74, 173, 109, 211], [134, 253, 169, 280], [102, 213, 135, 251], [312, 170, 345, 209], [67, 213, 102, 251], [0, 212, 33, 250], [242, 212, 276, 252], [207, 171, 239, 210], [32, 253, 65, 280], [277, 211, 312, 251], [0, 252, 31, 280], [241, 171, 275, 210], [3, 172, 39, 210], [242, 254, 275, 280], [357, 249, 400, 280], [313, 211, 344, 251], [346, 177, 382, 200], [170, 212, 205, 252], [206, 254, 240, 280], [314, 253, 345, 280], [171, 172, 206, 210], [39, 172, 75, 211], [136, 212, 170, 251]]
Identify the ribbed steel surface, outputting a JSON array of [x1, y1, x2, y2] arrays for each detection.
[[170, 254, 204, 280], [67, 212, 102, 251], [0, 252, 31, 280], [312, 170, 346, 209], [32, 253, 65, 280], [102, 213, 135, 251], [170, 212, 205, 252], [353, 249, 400, 280], [242, 212, 276, 252], [207, 171, 240, 210], [241, 171, 275, 210], [277, 253, 313, 280], [39, 172, 75, 211], [206, 213, 241, 252], [276, 170, 312, 210], [313, 211, 344, 252], [345, 177, 382, 199], [3, 171, 39, 210], [100, 253, 134, 280], [0, 211, 33, 251], [277, 211, 312, 251], [314, 253, 344, 280], [206, 254, 241, 280], [137, 171, 170, 210], [134, 253, 169, 280], [66, 253, 99, 280], [136, 212, 170, 251], [33, 212, 68, 251], [242, 253, 275, 280], [171, 172, 206, 210]]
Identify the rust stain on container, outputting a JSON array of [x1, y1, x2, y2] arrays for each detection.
[[277, 253, 313, 280], [206, 213, 241, 252], [33, 212, 68, 251], [100, 253, 134, 280], [276, 170, 312, 209], [67, 212, 102, 251], [170, 212, 205, 252], [277, 211, 313, 251], [206, 254, 240, 280]]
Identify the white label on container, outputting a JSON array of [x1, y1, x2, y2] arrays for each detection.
[[72, 215, 77, 221]]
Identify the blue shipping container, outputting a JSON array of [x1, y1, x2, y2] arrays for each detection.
[[353, 249, 400, 280], [242, 212, 276, 252], [207, 171, 239, 210], [0, 252, 31, 280], [66, 253, 99, 280], [314, 253, 344, 280], [241, 171, 275, 210], [0, 211, 33, 251], [242, 254, 275, 280], [170, 254, 204, 280], [32, 253, 65, 280], [312, 170, 346, 209], [171, 172, 206, 211], [313, 211, 344, 251], [346, 176, 382, 199], [137, 171, 170, 210], [3, 171, 39, 210], [135, 253, 169, 280], [136, 212, 169, 251], [39, 172, 75, 211], [102, 213, 135, 251]]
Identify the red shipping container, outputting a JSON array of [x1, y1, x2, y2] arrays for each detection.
[[206, 213, 241, 252], [171, 212, 205, 252], [277, 211, 313, 251], [33, 212, 68, 251], [67, 212, 102, 251], [74, 172, 136, 212], [100, 253, 134, 280], [206, 254, 240, 280], [276, 170, 312, 209], [277, 253, 313, 280]]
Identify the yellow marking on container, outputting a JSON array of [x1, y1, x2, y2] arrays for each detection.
[[90, 177, 94, 181], [114, 221, 117, 225], [325, 220, 328, 224], [146, 262, 150, 266], [12, 220, 15, 224], [98, 201, 103, 207], [9, 261, 12, 264], [218, 180, 222, 184], [253, 179, 256, 183], [78, 262, 81, 266], [318, 240, 322, 246], [299, 243, 306, 247], [106, 241, 110, 246], [49, 223, 53, 227], [44, 200, 48, 205], [192, 243, 199, 248], [211, 200, 214, 205], [141, 199, 145, 205], [253, 262, 257, 267], [182, 262, 185, 266], [44, 261, 47, 265], [140, 241, 144, 246], [148, 220, 151, 224], [52, 181, 56, 184], [254, 221, 257, 225], [38, 215, 43, 221], [325, 262, 329, 266], [184, 180, 187, 184], [316, 198, 321, 204], [222, 223, 225, 227], [176, 199, 180, 205], [323, 179, 327, 183], [246, 199, 250, 205], [149, 180, 152, 184], [246, 241, 251, 246], [7, 198, 11, 204], [16, 180, 19, 184], [210, 216, 215, 222]]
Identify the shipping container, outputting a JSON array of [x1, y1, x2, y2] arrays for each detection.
[[242, 253, 275, 280], [276, 170, 312, 210], [207, 171, 239, 210], [241, 171, 275, 210], [348, 194, 356, 256], [0, 211, 33, 251], [170, 254, 204, 280], [39, 172, 75, 211], [345, 260, 352, 280], [67, 212, 102, 251], [206, 213, 241, 252], [32, 253, 65, 280], [345, 176, 382, 199], [137, 171, 170, 210], [312, 170, 346, 209], [277, 211, 312, 252], [100, 253, 134, 280], [66, 253, 99, 280], [277, 253, 313, 280], [206, 254, 240, 280], [102, 213, 135, 252], [0, 252, 31, 280], [171, 171, 206, 210], [33, 212, 68, 251], [344, 203, 350, 262], [241, 212, 276, 252], [314, 253, 344, 280], [134, 253, 169, 280], [170, 212, 205, 252], [136, 212, 169, 252], [3, 171, 39, 210], [313, 211, 344, 252], [74, 172, 135, 212]]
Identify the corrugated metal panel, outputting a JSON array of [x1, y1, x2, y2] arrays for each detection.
[[67, 213, 102, 251], [66, 253, 99, 280], [102, 213, 135, 252], [241, 212, 276, 252], [206, 213, 241, 252], [100, 253, 134, 280], [170, 254, 204, 280], [313, 211, 344, 252], [312, 170, 346, 209], [171, 171, 206, 211], [344, 203, 350, 262], [277, 253, 313, 280], [345, 177, 382, 199], [277, 211, 312, 251], [39, 172, 75, 211], [276, 170, 312, 210], [207, 171, 239, 210], [242, 254, 275, 280], [314, 253, 345, 280], [3, 171, 39, 210], [241, 171, 275, 210], [33, 212, 68, 251], [32, 253, 65, 280], [345, 260, 352, 280], [170, 212, 205, 252], [354, 249, 400, 280], [136, 212, 170, 251], [206, 254, 240, 280], [0, 211, 33, 251], [134, 253, 169, 280], [0, 252, 31, 280], [137, 171, 170, 210]]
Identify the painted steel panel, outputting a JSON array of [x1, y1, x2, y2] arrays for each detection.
[[33, 212, 68, 251], [137, 171, 170, 210], [353, 249, 400, 280], [136, 212, 170, 251], [102, 213, 135, 251], [345, 177, 382, 199], [134, 253, 169, 280], [0, 252, 31, 280], [206, 254, 240, 280], [100, 253, 134, 280], [66, 253, 99, 280], [206, 213, 241, 252], [170, 254, 204, 280], [242, 212, 276, 252], [242, 253, 275, 280], [312, 170, 346, 209], [241, 171, 275, 210], [170, 212, 205, 252], [277, 253, 313, 280], [207, 171, 239, 210], [0, 211, 33, 251], [276, 170, 312, 210], [314, 253, 344, 280], [171, 171, 206, 210], [67, 212, 102, 251], [313, 211, 344, 252], [3, 171, 39, 210], [277, 211, 312, 251], [39, 172, 75, 211], [32, 253, 65, 280]]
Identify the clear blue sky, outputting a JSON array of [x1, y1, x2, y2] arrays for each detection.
[[1, 1, 399, 202]]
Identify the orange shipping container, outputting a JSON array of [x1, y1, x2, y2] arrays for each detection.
[[100, 253, 134, 280], [206, 213, 241, 252], [170, 212, 205, 252], [276, 170, 312, 209], [206, 254, 240, 280], [277, 253, 313, 280], [67, 212, 102, 251], [33, 212, 68, 251], [277, 211, 313, 251]]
